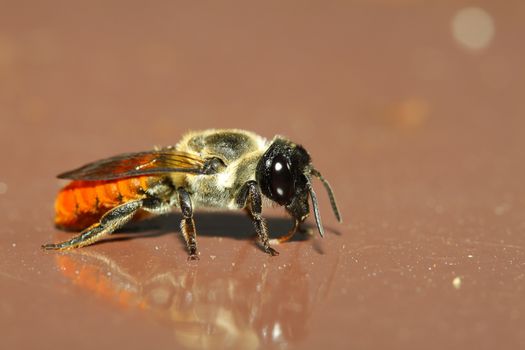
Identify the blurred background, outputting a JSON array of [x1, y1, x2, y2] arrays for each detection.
[[1, 1, 524, 349]]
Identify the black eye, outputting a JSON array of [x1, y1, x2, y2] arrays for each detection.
[[269, 155, 295, 205]]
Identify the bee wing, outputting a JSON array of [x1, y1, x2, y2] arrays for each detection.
[[57, 150, 207, 180]]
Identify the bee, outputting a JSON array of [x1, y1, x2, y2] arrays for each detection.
[[42, 129, 342, 260]]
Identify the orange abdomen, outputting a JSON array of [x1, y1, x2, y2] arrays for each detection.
[[55, 176, 153, 230]]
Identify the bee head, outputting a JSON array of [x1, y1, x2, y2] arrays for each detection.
[[256, 138, 342, 237]]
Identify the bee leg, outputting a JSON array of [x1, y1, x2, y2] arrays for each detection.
[[270, 218, 300, 245], [177, 188, 199, 260], [42, 200, 143, 250], [298, 222, 314, 236], [237, 181, 279, 256]]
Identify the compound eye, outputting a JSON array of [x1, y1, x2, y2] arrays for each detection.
[[270, 154, 295, 205]]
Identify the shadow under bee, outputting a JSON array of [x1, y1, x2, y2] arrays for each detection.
[[104, 212, 315, 244]]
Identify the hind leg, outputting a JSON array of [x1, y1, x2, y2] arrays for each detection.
[[42, 199, 144, 250]]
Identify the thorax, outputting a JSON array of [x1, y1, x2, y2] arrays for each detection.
[[174, 129, 268, 209]]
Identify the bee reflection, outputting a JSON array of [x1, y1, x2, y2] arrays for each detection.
[[55, 244, 339, 349]]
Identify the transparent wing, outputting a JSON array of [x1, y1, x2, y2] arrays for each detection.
[[57, 150, 207, 180]]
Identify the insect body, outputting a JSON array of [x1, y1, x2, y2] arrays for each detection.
[[43, 129, 342, 259]]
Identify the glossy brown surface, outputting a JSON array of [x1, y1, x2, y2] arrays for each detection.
[[1, 1, 524, 349]]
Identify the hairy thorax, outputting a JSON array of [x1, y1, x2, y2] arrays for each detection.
[[173, 129, 268, 209]]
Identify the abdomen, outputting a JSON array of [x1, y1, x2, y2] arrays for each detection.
[[55, 176, 154, 230]]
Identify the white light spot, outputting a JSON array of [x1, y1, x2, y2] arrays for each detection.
[[274, 162, 283, 171], [262, 326, 268, 338], [11, 243, 16, 248], [468, 254, 473, 258], [276, 188, 284, 196], [452, 7, 495, 51], [0, 182, 7, 194], [185, 291, 192, 303], [272, 322, 283, 341], [452, 276, 462, 289]]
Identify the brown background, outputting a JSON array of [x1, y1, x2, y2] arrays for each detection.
[[1, 1, 524, 349]]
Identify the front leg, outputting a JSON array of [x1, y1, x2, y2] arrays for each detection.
[[237, 181, 279, 256], [270, 218, 300, 245]]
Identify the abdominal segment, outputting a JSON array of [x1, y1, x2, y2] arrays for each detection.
[[54, 176, 152, 230]]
